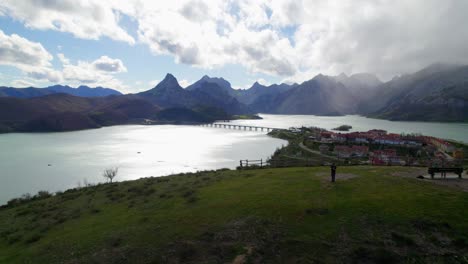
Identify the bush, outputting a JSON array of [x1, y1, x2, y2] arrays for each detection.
[[35, 190, 52, 199]]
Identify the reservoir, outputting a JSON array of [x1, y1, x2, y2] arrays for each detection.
[[0, 125, 285, 204], [1, 114, 467, 204]]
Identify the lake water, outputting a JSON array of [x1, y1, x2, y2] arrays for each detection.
[[0, 125, 286, 204], [1, 114, 467, 204]]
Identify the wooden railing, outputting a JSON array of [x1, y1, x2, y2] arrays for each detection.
[[239, 159, 265, 169]]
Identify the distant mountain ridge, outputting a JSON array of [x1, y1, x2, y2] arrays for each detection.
[[366, 64, 468, 122], [0, 85, 122, 98], [140, 74, 250, 115], [1, 63, 468, 132]]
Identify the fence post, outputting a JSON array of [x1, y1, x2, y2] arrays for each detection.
[[246, 160, 249, 167], [260, 159, 263, 168]]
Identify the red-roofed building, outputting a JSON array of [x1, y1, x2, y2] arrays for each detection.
[[370, 149, 404, 165], [334, 145, 352, 158], [351, 145, 369, 157], [426, 137, 455, 153]]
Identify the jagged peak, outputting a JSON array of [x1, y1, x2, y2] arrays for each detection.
[[312, 73, 333, 82], [163, 73, 177, 81], [155, 73, 180, 88]]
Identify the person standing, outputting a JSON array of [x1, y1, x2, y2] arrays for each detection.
[[330, 163, 337, 182]]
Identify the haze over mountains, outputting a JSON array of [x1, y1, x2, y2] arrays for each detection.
[[0, 63, 467, 133]]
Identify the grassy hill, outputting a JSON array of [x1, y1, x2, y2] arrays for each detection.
[[1, 166, 468, 263]]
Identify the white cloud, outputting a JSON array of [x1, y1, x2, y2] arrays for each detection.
[[92, 56, 127, 73], [0, 0, 134, 44], [57, 53, 70, 64], [11, 79, 35, 87], [59, 54, 128, 90], [256, 78, 271, 86], [0, 29, 53, 72], [2, 0, 468, 83], [133, 1, 297, 76], [0, 30, 129, 90], [287, 0, 468, 82], [178, 79, 191, 88]]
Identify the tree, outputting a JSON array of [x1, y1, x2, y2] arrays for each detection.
[[103, 167, 118, 183]]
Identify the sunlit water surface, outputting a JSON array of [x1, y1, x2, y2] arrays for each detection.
[[0, 125, 286, 203]]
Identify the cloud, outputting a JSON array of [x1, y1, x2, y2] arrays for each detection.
[[92, 56, 127, 73], [0, 0, 134, 44], [0, 30, 129, 90], [256, 78, 271, 86], [57, 53, 70, 64], [288, 0, 468, 81], [0, 29, 53, 72], [59, 54, 128, 90], [11, 79, 35, 87], [2, 0, 468, 83], [26, 69, 62, 83], [178, 79, 191, 88]]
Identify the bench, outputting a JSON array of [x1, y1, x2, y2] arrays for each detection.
[[428, 167, 464, 179]]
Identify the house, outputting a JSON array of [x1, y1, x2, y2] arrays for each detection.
[[351, 145, 369, 157], [331, 133, 347, 143], [374, 134, 405, 145], [320, 131, 333, 139], [426, 137, 455, 153], [319, 144, 330, 154], [346, 132, 370, 144], [334, 145, 369, 158], [453, 149, 464, 160], [334, 145, 352, 158], [370, 149, 402, 165]]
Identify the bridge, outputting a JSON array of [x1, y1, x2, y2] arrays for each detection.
[[199, 122, 281, 132]]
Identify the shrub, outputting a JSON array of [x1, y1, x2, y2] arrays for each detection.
[[35, 190, 52, 199]]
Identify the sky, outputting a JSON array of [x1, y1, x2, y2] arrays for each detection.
[[1, 0, 468, 93]]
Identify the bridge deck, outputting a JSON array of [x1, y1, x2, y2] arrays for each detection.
[[199, 123, 282, 132]]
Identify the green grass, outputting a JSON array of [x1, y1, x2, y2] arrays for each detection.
[[1, 166, 468, 263]]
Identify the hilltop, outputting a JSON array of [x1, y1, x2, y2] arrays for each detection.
[[1, 166, 467, 263]]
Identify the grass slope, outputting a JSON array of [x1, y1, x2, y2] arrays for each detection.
[[1, 167, 468, 263]]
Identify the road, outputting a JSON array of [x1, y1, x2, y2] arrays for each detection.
[[298, 142, 341, 161]]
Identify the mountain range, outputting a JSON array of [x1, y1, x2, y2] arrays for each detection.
[[0, 85, 122, 98], [0, 63, 467, 132]]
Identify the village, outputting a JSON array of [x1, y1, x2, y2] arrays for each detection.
[[282, 127, 467, 167]]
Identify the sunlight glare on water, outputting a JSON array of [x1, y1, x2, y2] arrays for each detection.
[[0, 125, 286, 204]]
